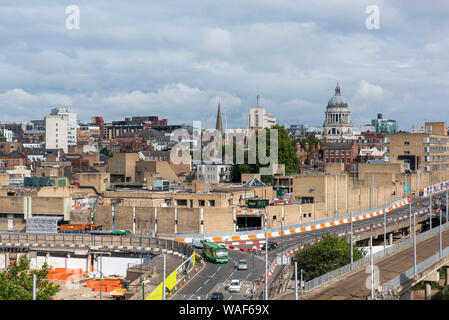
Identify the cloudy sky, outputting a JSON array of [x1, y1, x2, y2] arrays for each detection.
[[0, 1, 448, 130]]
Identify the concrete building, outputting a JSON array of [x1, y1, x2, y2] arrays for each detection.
[[45, 111, 68, 152], [371, 113, 397, 134], [384, 122, 449, 175], [248, 97, 276, 129], [45, 108, 77, 152], [196, 163, 233, 184], [106, 153, 139, 183]]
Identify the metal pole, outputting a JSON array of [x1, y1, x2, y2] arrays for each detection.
[[162, 254, 166, 300], [446, 189, 448, 223], [430, 193, 433, 233], [140, 222, 143, 299], [370, 230, 374, 300], [350, 211, 353, 270], [413, 208, 417, 276], [384, 205, 387, 255], [32, 273, 36, 300], [265, 229, 268, 300], [300, 269, 303, 295], [409, 202, 412, 245], [440, 200, 443, 259], [100, 254, 103, 300], [294, 261, 298, 301], [371, 176, 374, 210], [252, 250, 255, 297]]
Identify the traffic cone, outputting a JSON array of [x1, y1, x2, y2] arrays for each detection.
[[195, 267, 198, 273]]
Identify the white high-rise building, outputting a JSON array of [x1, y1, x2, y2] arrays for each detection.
[[45, 107, 77, 153], [248, 105, 276, 129]]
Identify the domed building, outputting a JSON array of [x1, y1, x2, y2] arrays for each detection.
[[323, 83, 354, 141]]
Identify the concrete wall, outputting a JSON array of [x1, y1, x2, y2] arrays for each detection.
[[78, 173, 110, 193], [203, 207, 234, 233]]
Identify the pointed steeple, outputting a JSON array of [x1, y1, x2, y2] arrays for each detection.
[[216, 100, 223, 134]]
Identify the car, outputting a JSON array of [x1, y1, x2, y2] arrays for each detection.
[[237, 259, 248, 270], [228, 279, 241, 293], [261, 241, 278, 251], [209, 292, 224, 300]]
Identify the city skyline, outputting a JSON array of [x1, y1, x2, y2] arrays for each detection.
[[0, 1, 448, 129]]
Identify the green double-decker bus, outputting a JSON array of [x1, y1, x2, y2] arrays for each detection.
[[202, 241, 229, 263]]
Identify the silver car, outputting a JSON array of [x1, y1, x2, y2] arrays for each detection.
[[237, 259, 248, 270]]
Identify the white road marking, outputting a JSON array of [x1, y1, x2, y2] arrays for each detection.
[[196, 286, 203, 293]]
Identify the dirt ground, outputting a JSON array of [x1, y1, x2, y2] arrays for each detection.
[[53, 279, 115, 300]]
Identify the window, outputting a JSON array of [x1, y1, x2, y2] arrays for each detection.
[[272, 215, 277, 220], [347, 158, 350, 163], [308, 213, 312, 217], [404, 141, 410, 145], [176, 199, 188, 206], [336, 158, 340, 163], [404, 151, 410, 155], [208, 200, 215, 207]]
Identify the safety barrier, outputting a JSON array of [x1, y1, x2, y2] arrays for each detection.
[[175, 198, 411, 244], [145, 252, 199, 300], [303, 209, 443, 293], [381, 223, 449, 294]]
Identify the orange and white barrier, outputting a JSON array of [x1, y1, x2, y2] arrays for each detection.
[[175, 198, 411, 244]]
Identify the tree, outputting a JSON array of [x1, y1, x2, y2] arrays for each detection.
[[0, 255, 60, 300], [100, 147, 114, 158], [231, 125, 300, 184], [292, 233, 366, 281]]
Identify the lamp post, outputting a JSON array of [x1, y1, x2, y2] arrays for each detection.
[[294, 261, 298, 301], [414, 206, 417, 276], [370, 226, 374, 300], [350, 211, 353, 270], [140, 218, 148, 300], [264, 228, 268, 300]]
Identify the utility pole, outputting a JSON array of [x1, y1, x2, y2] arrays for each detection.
[[32, 273, 36, 300], [300, 269, 304, 295], [162, 254, 166, 300], [140, 221, 144, 300], [440, 199, 443, 259], [294, 261, 298, 301], [430, 192, 433, 233], [384, 204, 387, 254], [413, 207, 417, 276], [265, 229, 268, 300], [252, 250, 255, 297], [350, 211, 353, 270], [370, 228, 374, 300], [446, 189, 449, 223], [409, 202, 412, 245], [99, 253, 103, 300]]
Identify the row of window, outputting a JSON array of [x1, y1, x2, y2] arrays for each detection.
[[325, 150, 351, 155], [325, 157, 351, 164]]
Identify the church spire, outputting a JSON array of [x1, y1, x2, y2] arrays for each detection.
[[216, 99, 223, 134]]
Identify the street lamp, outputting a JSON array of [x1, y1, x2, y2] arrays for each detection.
[[140, 218, 149, 300]]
